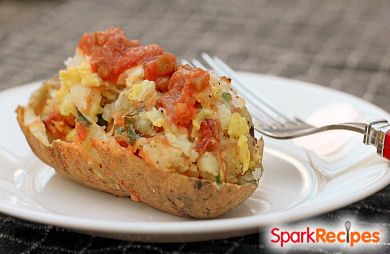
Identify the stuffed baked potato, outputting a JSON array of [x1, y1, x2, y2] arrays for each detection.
[[16, 28, 263, 218]]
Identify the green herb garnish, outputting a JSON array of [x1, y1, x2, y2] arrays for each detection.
[[215, 174, 222, 185], [127, 127, 140, 145], [116, 127, 126, 135], [76, 109, 91, 127], [222, 92, 232, 102], [115, 126, 140, 145], [97, 114, 108, 126]]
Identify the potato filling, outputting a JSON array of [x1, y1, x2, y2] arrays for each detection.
[[37, 28, 263, 184]]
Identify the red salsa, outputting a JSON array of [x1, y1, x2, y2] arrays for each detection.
[[79, 28, 164, 82], [159, 65, 210, 126], [196, 119, 227, 179], [79, 28, 211, 128], [43, 111, 75, 140], [196, 119, 219, 154], [143, 52, 177, 92]]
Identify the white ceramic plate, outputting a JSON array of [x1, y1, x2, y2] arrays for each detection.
[[0, 73, 389, 242]]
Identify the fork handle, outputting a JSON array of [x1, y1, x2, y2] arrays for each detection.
[[384, 130, 390, 160], [364, 120, 390, 160]]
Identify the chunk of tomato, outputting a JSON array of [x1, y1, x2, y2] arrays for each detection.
[[196, 119, 219, 154], [79, 28, 164, 82], [143, 53, 176, 81], [159, 66, 210, 126]]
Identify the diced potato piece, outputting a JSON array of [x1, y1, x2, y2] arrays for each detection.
[[197, 152, 220, 176], [216, 104, 231, 130], [144, 108, 165, 127]]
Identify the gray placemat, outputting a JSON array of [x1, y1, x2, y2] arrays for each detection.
[[0, 0, 389, 253]]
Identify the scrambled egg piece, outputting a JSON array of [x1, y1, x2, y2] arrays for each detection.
[[59, 63, 101, 87], [56, 63, 103, 116], [227, 112, 249, 138], [227, 112, 251, 173], [237, 135, 250, 173], [126, 80, 156, 102], [56, 88, 76, 116]]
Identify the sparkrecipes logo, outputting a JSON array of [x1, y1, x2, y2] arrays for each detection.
[[267, 219, 386, 250]]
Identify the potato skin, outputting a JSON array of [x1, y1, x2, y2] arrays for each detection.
[[16, 91, 259, 218]]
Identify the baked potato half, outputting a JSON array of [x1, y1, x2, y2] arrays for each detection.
[[16, 28, 264, 218]]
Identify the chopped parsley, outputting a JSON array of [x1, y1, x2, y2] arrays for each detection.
[[222, 92, 232, 102], [76, 109, 91, 127], [215, 174, 222, 185], [97, 114, 108, 126], [116, 126, 140, 145], [127, 128, 140, 144]]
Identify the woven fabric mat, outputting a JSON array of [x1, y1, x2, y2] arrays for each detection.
[[0, 0, 389, 253]]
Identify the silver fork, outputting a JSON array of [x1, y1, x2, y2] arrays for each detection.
[[183, 53, 390, 160]]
